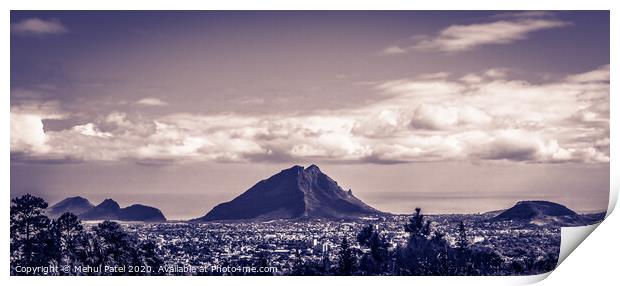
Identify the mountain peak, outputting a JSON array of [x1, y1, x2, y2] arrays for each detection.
[[281, 165, 304, 174], [96, 199, 121, 210], [305, 164, 321, 172], [47, 196, 94, 218], [195, 164, 381, 221]]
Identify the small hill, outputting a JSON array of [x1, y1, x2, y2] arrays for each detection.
[[47, 196, 94, 218], [81, 199, 122, 220], [49, 197, 166, 222], [118, 204, 167, 222], [490, 201, 586, 226]]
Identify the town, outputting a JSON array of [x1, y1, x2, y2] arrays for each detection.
[[118, 214, 566, 275]]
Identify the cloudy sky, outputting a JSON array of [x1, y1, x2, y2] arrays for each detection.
[[10, 11, 609, 219]]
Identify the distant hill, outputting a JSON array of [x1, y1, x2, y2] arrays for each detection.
[[118, 204, 167, 222], [490, 201, 587, 226], [47, 196, 94, 218], [194, 164, 381, 221], [48, 197, 166, 222], [81, 198, 121, 220]]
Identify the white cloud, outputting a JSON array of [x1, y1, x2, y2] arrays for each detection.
[[484, 68, 509, 79], [10, 113, 48, 154], [366, 65, 609, 163], [459, 74, 484, 84], [416, 72, 451, 80], [135, 97, 169, 106], [565, 64, 610, 83], [472, 130, 607, 164], [10, 98, 66, 119], [408, 104, 492, 130], [381, 13, 569, 54], [105, 112, 131, 127], [414, 18, 569, 53], [72, 123, 113, 138], [10, 65, 609, 165], [11, 18, 68, 35], [10, 100, 66, 155], [380, 45, 407, 55]]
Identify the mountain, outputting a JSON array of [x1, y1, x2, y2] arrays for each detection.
[[48, 197, 166, 222], [118, 204, 167, 222], [490, 201, 586, 226], [80, 199, 122, 220], [47, 196, 94, 218], [195, 164, 381, 221]]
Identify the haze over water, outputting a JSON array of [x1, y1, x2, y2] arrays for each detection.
[[13, 162, 609, 220]]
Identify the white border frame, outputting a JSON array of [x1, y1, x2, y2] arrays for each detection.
[[2, 1, 617, 285]]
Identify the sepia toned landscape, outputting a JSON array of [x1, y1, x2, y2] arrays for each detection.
[[10, 11, 609, 276]]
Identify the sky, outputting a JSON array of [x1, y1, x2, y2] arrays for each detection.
[[10, 11, 610, 219]]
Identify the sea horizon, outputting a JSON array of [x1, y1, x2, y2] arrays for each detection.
[[25, 191, 608, 221]]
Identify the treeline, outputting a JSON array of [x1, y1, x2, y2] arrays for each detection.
[[294, 208, 557, 276], [10, 194, 164, 276]]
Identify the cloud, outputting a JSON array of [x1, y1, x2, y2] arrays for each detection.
[[414, 18, 569, 53], [459, 74, 484, 84], [72, 123, 113, 138], [415, 72, 451, 80], [474, 130, 554, 161], [483, 68, 509, 79], [10, 95, 66, 119], [10, 65, 609, 165], [380, 45, 407, 55], [10, 113, 48, 154], [565, 64, 610, 83], [11, 18, 68, 36], [472, 130, 608, 163], [135, 97, 169, 106], [365, 64, 609, 163], [381, 13, 569, 54], [408, 104, 492, 130], [229, 96, 265, 105], [10, 100, 66, 155]]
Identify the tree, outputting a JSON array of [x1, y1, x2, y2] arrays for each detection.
[[77, 231, 106, 272], [356, 224, 375, 245], [321, 253, 332, 274], [291, 248, 331, 276], [404, 208, 431, 237], [92, 220, 138, 273], [464, 247, 503, 275], [396, 208, 451, 275], [135, 241, 165, 275], [49, 212, 86, 275], [357, 224, 390, 275], [337, 237, 356, 275], [10, 194, 52, 274], [456, 221, 468, 250], [450, 221, 504, 275], [530, 253, 557, 274]]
